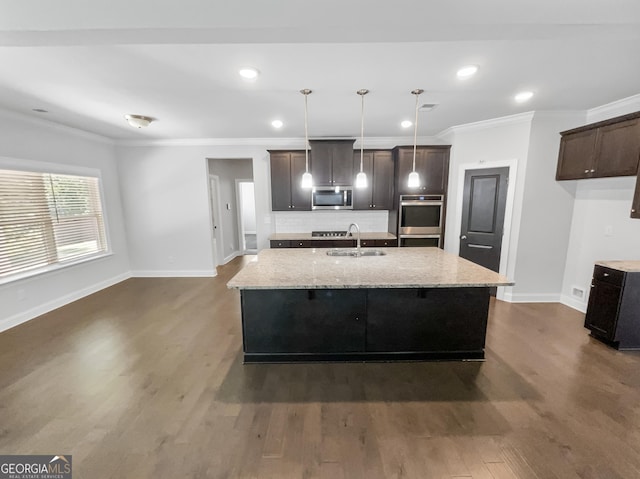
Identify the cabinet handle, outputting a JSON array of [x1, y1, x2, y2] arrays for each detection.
[[632, 209, 636, 213], [373, 204, 376, 208], [292, 205, 295, 209], [584, 169, 590, 173], [590, 169, 595, 173], [603, 273, 609, 277]]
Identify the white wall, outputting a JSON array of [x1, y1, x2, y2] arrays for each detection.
[[207, 158, 253, 262], [0, 111, 130, 332], [441, 114, 533, 299], [560, 94, 640, 311], [116, 143, 272, 276]]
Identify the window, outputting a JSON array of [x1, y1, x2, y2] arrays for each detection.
[[0, 169, 108, 279]]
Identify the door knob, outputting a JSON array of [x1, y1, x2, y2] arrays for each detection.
[[461, 235, 467, 240]]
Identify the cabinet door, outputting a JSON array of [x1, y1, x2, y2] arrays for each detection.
[[371, 151, 394, 209], [352, 151, 373, 209], [595, 118, 640, 177], [242, 289, 366, 353], [270, 240, 291, 248], [395, 148, 417, 195], [270, 153, 292, 211], [632, 170, 640, 218], [556, 129, 598, 180], [417, 149, 449, 194], [331, 142, 355, 186], [290, 152, 312, 210], [584, 280, 621, 340], [309, 142, 332, 185]]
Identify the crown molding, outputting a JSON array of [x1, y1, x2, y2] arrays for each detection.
[[437, 111, 536, 138], [587, 93, 640, 121], [0, 108, 114, 145], [114, 135, 446, 148]]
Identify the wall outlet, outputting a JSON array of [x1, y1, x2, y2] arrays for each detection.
[[571, 287, 585, 299]]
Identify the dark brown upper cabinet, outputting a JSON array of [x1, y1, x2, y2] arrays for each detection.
[[352, 150, 394, 210], [556, 112, 640, 180], [632, 168, 640, 218], [309, 140, 355, 186], [269, 150, 311, 211], [394, 146, 451, 196]]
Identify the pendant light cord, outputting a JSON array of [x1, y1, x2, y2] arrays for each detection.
[[412, 90, 420, 173], [360, 91, 365, 172], [304, 92, 310, 172]]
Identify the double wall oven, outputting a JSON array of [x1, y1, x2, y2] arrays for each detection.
[[398, 194, 444, 247]]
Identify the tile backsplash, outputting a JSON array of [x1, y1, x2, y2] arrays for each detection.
[[274, 210, 389, 233]]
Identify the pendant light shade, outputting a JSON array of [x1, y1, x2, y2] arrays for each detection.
[[300, 89, 313, 189], [408, 89, 424, 188], [355, 89, 369, 189]]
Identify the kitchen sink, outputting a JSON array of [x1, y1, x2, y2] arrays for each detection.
[[326, 248, 386, 257]]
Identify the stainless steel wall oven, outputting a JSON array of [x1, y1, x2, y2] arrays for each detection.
[[398, 194, 443, 247]]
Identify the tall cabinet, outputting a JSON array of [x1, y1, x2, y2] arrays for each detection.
[[269, 151, 311, 211], [352, 150, 394, 210]]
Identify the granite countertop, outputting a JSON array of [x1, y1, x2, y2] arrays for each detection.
[[270, 232, 396, 241], [227, 247, 514, 290], [596, 260, 640, 273]]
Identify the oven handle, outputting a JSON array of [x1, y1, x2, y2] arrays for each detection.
[[400, 200, 443, 206]]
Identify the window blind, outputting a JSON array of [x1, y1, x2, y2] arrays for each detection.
[[0, 169, 108, 279]]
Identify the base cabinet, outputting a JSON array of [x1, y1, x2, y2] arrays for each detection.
[[240, 287, 489, 362], [584, 265, 640, 349]]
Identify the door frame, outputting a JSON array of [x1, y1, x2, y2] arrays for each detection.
[[208, 174, 223, 268], [235, 178, 257, 254], [452, 159, 518, 301]]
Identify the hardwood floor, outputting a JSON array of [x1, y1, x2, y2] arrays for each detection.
[[1, 256, 640, 478]]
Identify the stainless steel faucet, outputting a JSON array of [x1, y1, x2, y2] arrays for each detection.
[[347, 223, 361, 257]]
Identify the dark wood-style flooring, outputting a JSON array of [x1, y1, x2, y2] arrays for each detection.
[[1, 256, 640, 478]]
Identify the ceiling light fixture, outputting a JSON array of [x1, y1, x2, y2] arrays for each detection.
[[408, 89, 424, 188], [124, 114, 154, 128], [515, 91, 534, 103], [300, 89, 313, 189], [239, 67, 260, 80], [271, 119, 283, 129], [355, 89, 369, 189], [401, 120, 413, 128], [457, 65, 478, 79]]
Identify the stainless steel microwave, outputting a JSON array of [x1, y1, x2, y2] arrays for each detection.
[[312, 186, 353, 210]]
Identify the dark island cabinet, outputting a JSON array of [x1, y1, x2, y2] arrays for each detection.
[[309, 140, 355, 186], [353, 150, 394, 210], [584, 265, 640, 349], [394, 146, 450, 195], [241, 289, 366, 354], [269, 151, 311, 211], [556, 112, 640, 180]]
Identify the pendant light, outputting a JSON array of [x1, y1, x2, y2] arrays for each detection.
[[355, 89, 369, 188], [300, 89, 313, 189], [407, 89, 424, 188]]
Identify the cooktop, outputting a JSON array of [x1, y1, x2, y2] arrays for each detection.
[[311, 230, 348, 237]]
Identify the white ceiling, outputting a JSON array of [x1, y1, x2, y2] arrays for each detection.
[[1, 0, 639, 141]]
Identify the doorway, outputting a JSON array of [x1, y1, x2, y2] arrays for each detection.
[[236, 180, 257, 254], [459, 167, 509, 293], [208, 175, 223, 267]]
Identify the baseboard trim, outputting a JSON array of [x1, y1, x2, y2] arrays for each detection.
[[502, 292, 562, 303], [0, 272, 131, 333], [131, 270, 217, 278], [560, 294, 588, 313], [223, 251, 240, 264]]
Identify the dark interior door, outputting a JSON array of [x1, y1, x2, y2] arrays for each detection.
[[459, 167, 509, 276]]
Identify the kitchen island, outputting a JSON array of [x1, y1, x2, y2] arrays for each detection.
[[227, 247, 513, 363]]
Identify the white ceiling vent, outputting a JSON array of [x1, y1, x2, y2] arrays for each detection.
[[419, 104, 438, 112]]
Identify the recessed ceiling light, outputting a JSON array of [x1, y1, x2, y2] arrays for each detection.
[[515, 91, 534, 103], [457, 65, 478, 79], [271, 120, 283, 129], [32, 108, 48, 113], [401, 120, 413, 128], [239, 67, 260, 80]]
